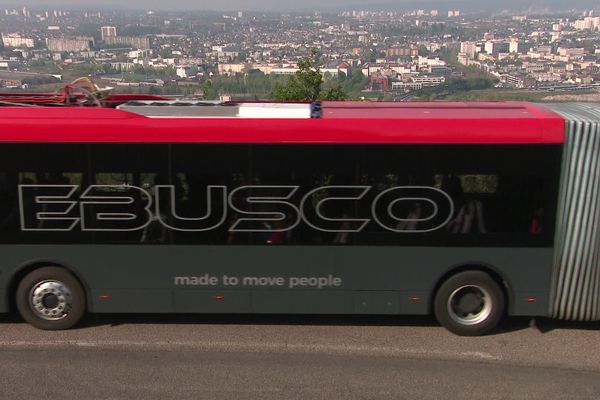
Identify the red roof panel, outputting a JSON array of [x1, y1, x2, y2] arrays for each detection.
[[0, 102, 565, 144]]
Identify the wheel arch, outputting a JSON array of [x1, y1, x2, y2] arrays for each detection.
[[6, 259, 92, 314]]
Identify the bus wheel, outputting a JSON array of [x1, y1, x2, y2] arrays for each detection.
[[16, 267, 86, 330], [434, 271, 504, 336]]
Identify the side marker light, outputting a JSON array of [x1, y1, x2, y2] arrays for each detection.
[[526, 297, 537, 303]]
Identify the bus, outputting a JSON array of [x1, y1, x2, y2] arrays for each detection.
[[0, 99, 597, 336]]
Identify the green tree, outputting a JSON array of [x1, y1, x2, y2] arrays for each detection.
[[340, 69, 369, 97], [202, 79, 215, 99], [321, 86, 348, 101], [272, 50, 346, 101]]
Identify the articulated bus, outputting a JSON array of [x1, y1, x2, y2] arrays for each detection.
[[0, 99, 598, 335]]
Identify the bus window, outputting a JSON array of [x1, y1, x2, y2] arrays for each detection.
[[0, 144, 87, 244], [89, 144, 169, 244], [170, 144, 249, 245]]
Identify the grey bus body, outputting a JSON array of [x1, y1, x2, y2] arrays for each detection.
[[0, 140, 560, 321], [0, 245, 552, 317]]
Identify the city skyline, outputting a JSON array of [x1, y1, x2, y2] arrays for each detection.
[[2, 0, 600, 12], [3, 0, 600, 101]]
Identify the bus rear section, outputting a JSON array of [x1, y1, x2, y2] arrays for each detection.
[[1, 101, 595, 336]]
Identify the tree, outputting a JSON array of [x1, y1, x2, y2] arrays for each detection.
[[321, 86, 348, 101], [202, 79, 215, 99], [272, 50, 346, 101], [340, 69, 369, 97]]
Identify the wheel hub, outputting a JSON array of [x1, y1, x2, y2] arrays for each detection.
[[30, 281, 72, 321], [447, 285, 491, 326], [41, 293, 60, 309]]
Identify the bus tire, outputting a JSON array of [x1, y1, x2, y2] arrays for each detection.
[[15, 267, 86, 330], [434, 271, 504, 336]]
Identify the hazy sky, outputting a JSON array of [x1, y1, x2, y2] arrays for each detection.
[[0, 0, 596, 12], [6, 0, 373, 11]]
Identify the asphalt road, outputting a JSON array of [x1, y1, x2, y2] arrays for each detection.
[[0, 314, 599, 399]]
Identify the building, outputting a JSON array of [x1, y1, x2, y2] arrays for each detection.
[[109, 62, 135, 71], [504, 73, 537, 88], [385, 44, 419, 57], [1, 33, 35, 48], [271, 68, 300, 75], [47, 37, 94, 52], [485, 41, 510, 55], [385, 45, 418, 57], [101, 26, 117, 41], [391, 81, 423, 90], [418, 56, 446, 67], [557, 47, 585, 57], [460, 41, 477, 59], [0, 59, 19, 69], [218, 63, 245, 75], [370, 74, 389, 91], [552, 32, 561, 42], [509, 40, 531, 54], [429, 65, 452, 76], [574, 17, 600, 30], [524, 62, 547, 73], [411, 76, 446, 85], [176, 66, 199, 78], [104, 36, 150, 50]]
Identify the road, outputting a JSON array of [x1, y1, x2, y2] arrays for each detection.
[[0, 314, 599, 399]]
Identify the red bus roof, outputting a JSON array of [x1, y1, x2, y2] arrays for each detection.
[[0, 101, 565, 144], [320, 101, 561, 119]]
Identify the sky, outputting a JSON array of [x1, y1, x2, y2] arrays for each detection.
[[9, 0, 368, 11], [0, 0, 598, 12]]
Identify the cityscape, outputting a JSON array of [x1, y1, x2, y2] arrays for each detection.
[[3, 5, 600, 101], [3, 3, 600, 397]]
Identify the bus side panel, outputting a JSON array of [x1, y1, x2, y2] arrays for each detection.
[[0, 245, 553, 317], [0, 290, 6, 313], [0, 142, 562, 319]]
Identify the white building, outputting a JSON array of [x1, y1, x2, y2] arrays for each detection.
[[218, 63, 245, 75], [574, 17, 600, 30], [417, 56, 446, 67], [485, 41, 510, 55], [0, 59, 19, 69], [411, 76, 446, 85], [509, 40, 531, 54], [1, 33, 35, 48], [557, 47, 585, 57], [460, 41, 477, 59], [176, 66, 199, 78], [392, 81, 423, 90], [129, 50, 150, 59], [47, 37, 94, 52], [271, 67, 300, 75], [101, 26, 117, 41]]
